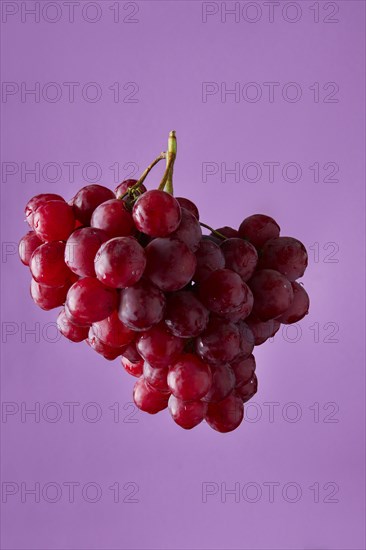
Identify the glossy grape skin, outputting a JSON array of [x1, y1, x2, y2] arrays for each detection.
[[237, 321, 255, 357], [175, 197, 199, 220], [65, 227, 109, 277], [30, 241, 73, 287], [30, 278, 70, 310], [33, 200, 75, 242], [246, 318, 281, 345], [168, 395, 207, 429], [196, 318, 240, 364], [277, 282, 310, 324], [203, 363, 236, 403], [205, 393, 244, 433], [121, 356, 144, 378], [71, 184, 115, 225], [94, 237, 146, 289], [143, 362, 170, 393], [133, 377, 169, 414], [57, 308, 89, 342], [220, 238, 258, 281], [217, 285, 254, 322], [132, 190, 181, 237], [18, 231, 42, 265], [231, 354, 256, 387], [66, 277, 118, 325], [259, 237, 308, 281], [199, 268, 250, 315], [25, 193, 65, 228], [214, 226, 239, 239], [168, 208, 202, 252], [119, 280, 166, 331], [235, 374, 258, 403], [115, 179, 147, 202], [193, 240, 225, 283], [238, 214, 280, 249], [248, 269, 294, 321], [136, 322, 184, 368], [92, 310, 135, 348], [168, 354, 212, 401], [144, 237, 196, 292], [87, 328, 124, 360], [122, 342, 143, 363], [91, 199, 135, 238], [164, 291, 209, 338]]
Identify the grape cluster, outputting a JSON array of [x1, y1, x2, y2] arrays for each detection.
[[19, 136, 309, 433]]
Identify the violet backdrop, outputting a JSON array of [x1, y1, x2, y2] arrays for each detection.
[[1, 1, 365, 549]]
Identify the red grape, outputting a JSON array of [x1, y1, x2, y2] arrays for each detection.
[[277, 282, 309, 324], [196, 318, 240, 364], [30, 241, 73, 287], [91, 199, 135, 238], [144, 237, 196, 292], [143, 362, 170, 393], [132, 190, 181, 237], [248, 269, 294, 321], [169, 208, 202, 252], [133, 377, 169, 414], [65, 227, 109, 277], [92, 310, 135, 348], [238, 214, 280, 249], [18, 231, 42, 265], [259, 237, 308, 281], [119, 280, 166, 331], [121, 356, 144, 378], [231, 354, 256, 387], [122, 342, 143, 363], [175, 197, 199, 220], [66, 277, 118, 325], [71, 184, 114, 225], [33, 200, 75, 242], [168, 395, 207, 429], [203, 363, 236, 403], [30, 278, 70, 310], [193, 239, 225, 283], [246, 318, 281, 345], [237, 321, 255, 357], [164, 291, 209, 338], [213, 226, 238, 239], [220, 238, 258, 281], [218, 290, 253, 322], [57, 308, 89, 342], [136, 322, 184, 368], [94, 237, 146, 288], [199, 268, 251, 315], [236, 374, 258, 403], [168, 354, 212, 401], [205, 393, 244, 433], [25, 193, 65, 228], [87, 328, 124, 360]]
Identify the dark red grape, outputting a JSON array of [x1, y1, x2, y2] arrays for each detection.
[[144, 237, 196, 292], [94, 237, 146, 288], [238, 214, 280, 248], [205, 393, 244, 433], [65, 227, 109, 277], [196, 318, 240, 364], [143, 362, 170, 393], [203, 363, 236, 403], [119, 280, 166, 331], [213, 226, 239, 239], [122, 342, 143, 363], [132, 190, 181, 237], [168, 354, 212, 401], [220, 238, 258, 281], [71, 184, 114, 225], [18, 231, 42, 265], [115, 179, 146, 198], [25, 193, 65, 228], [164, 291, 209, 338], [57, 308, 89, 342], [92, 310, 135, 348], [277, 282, 309, 324], [30, 278, 70, 310], [133, 377, 169, 414], [246, 318, 281, 345], [218, 290, 253, 322], [235, 373, 258, 403], [136, 322, 184, 368], [248, 269, 293, 321], [175, 197, 199, 220], [237, 321, 255, 357], [259, 237, 308, 281], [231, 354, 256, 387], [66, 277, 118, 325], [121, 356, 144, 378], [169, 208, 202, 252], [193, 239, 225, 283], [30, 241, 73, 287], [199, 268, 250, 315], [87, 328, 124, 360], [91, 199, 135, 238], [33, 200, 75, 242], [168, 395, 207, 429]]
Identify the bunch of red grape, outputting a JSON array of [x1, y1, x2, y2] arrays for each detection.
[[18, 134, 309, 433]]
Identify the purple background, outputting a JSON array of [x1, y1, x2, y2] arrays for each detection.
[[1, 1, 365, 549]]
